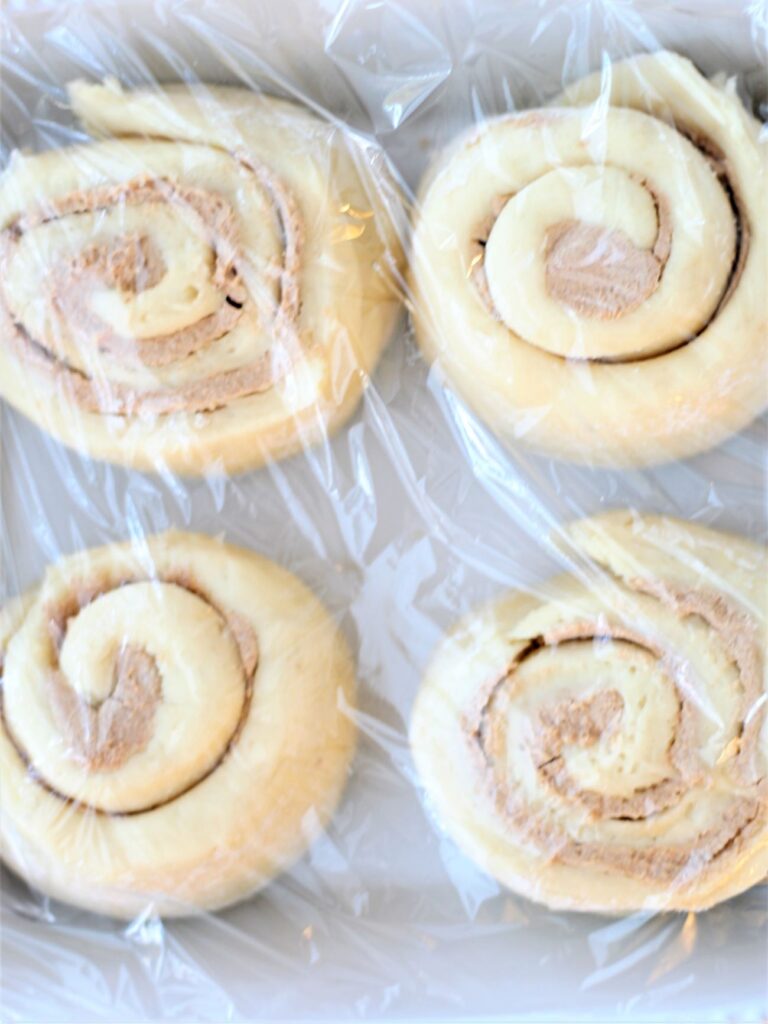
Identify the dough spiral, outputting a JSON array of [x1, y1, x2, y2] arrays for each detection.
[[411, 512, 767, 912], [410, 52, 767, 466], [0, 533, 356, 917], [0, 81, 403, 473]]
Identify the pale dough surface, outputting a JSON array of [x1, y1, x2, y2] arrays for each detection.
[[0, 532, 356, 918], [411, 511, 767, 913], [0, 82, 404, 474], [410, 52, 767, 466]]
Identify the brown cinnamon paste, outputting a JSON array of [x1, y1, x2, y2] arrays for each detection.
[[47, 645, 162, 772], [543, 206, 670, 320]]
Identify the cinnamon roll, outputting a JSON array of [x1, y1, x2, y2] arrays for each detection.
[[410, 52, 767, 466], [411, 512, 767, 912], [0, 532, 356, 917], [0, 82, 403, 473]]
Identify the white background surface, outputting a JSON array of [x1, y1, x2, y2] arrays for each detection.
[[1, 0, 766, 1020]]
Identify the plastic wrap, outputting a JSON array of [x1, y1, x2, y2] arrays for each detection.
[[1, 0, 766, 1020]]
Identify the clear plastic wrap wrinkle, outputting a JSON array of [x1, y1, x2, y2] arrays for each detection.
[[0, 1, 766, 1022]]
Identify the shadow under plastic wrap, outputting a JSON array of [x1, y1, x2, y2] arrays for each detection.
[[1, 0, 766, 1021]]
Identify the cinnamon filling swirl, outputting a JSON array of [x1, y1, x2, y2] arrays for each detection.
[[469, 133, 748, 363], [0, 572, 258, 815], [0, 164, 304, 417], [468, 583, 765, 884]]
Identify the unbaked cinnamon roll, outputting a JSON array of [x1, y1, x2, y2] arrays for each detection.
[[411, 512, 767, 912], [410, 52, 767, 466], [0, 532, 356, 917], [0, 82, 403, 473]]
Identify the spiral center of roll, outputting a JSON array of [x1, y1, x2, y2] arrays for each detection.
[[481, 165, 680, 360], [543, 220, 665, 321], [471, 111, 740, 363], [48, 643, 162, 772], [484, 638, 681, 809], [538, 688, 624, 751], [1, 576, 260, 815], [0, 146, 306, 418], [72, 233, 167, 295], [468, 579, 765, 884]]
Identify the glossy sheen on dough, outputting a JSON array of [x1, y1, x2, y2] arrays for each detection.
[[410, 52, 767, 466], [411, 512, 767, 913], [0, 81, 403, 474], [0, 533, 356, 917]]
